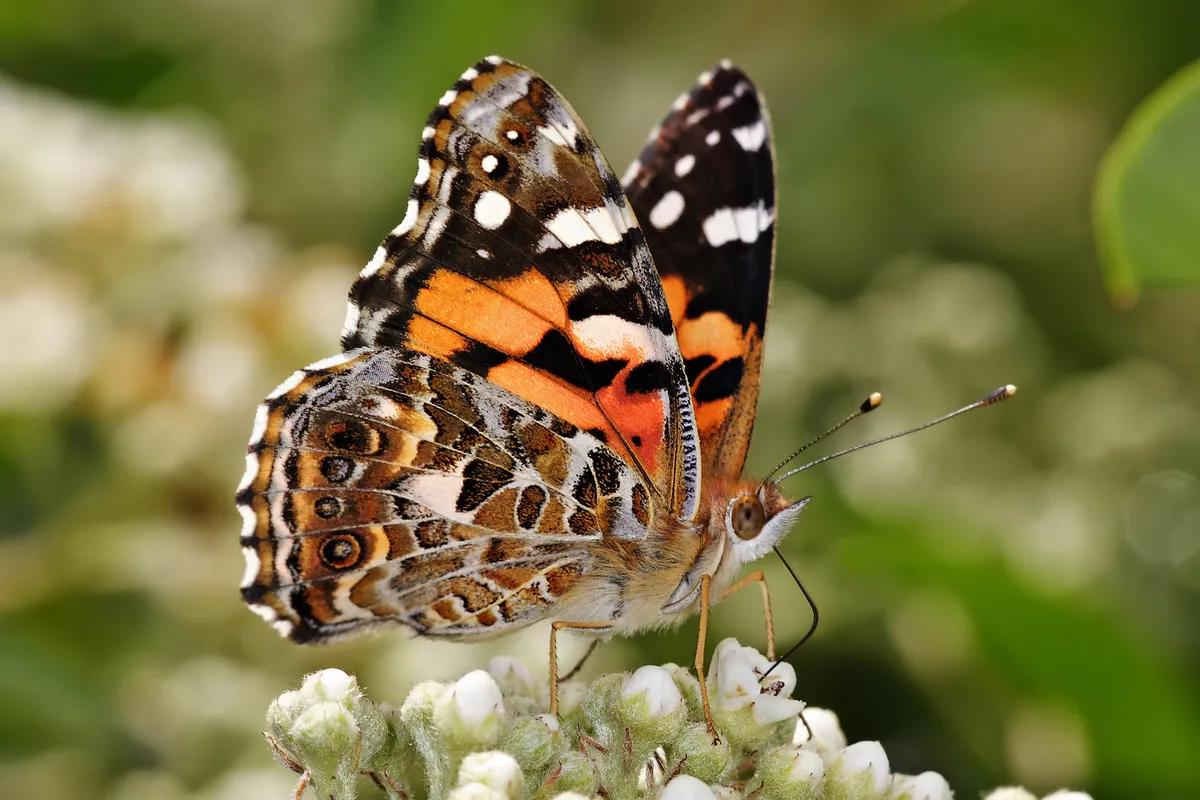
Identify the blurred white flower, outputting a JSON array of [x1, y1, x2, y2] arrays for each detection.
[[982, 789, 1037, 800], [1041, 791, 1093, 800], [0, 263, 99, 410]]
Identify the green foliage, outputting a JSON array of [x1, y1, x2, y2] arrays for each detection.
[[1094, 58, 1200, 303]]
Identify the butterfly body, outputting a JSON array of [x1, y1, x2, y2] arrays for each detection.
[[238, 56, 802, 649]]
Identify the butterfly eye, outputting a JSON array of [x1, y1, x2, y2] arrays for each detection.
[[731, 495, 765, 540]]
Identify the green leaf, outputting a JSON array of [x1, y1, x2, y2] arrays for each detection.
[[1094, 59, 1200, 304]]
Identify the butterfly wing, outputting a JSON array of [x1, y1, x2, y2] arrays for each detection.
[[623, 62, 776, 480], [238, 348, 652, 642], [343, 56, 701, 521]]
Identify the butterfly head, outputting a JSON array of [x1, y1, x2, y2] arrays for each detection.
[[722, 483, 812, 568]]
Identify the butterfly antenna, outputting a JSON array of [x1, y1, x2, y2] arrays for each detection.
[[773, 384, 1017, 487], [758, 392, 884, 491], [763, 545, 818, 679]]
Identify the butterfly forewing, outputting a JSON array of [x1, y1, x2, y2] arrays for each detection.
[[238, 348, 651, 641], [623, 62, 776, 480], [344, 56, 701, 520]]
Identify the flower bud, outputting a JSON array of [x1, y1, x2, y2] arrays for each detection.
[[265, 669, 388, 800], [435, 670, 506, 746], [457, 751, 524, 799], [487, 656, 539, 705], [756, 745, 825, 800], [660, 774, 717, 800], [548, 793, 593, 800], [504, 714, 564, 772], [543, 750, 598, 797], [672, 723, 733, 784], [828, 741, 892, 798], [890, 771, 952, 800], [620, 665, 687, 749], [1041, 792, 1093, 800], [793, 707, 847, 760]]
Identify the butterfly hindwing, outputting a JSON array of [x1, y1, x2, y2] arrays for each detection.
[[344, 57, 701, 520], [237, 347, 652, 642], [623, 62, 776, 480]]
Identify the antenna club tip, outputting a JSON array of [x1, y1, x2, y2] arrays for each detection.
[[861, 392, 883, 412], [984, 384, 1018, 404]]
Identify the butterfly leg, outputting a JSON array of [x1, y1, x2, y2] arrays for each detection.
[[694, 573, 720, 742], [717, 569, 774, 660], [549, 620, 612, 716]]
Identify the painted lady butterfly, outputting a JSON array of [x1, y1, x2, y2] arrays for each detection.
[[236, 56, 1010, 733]]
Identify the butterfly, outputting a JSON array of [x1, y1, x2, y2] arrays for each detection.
[[238, 55, 814, 734]]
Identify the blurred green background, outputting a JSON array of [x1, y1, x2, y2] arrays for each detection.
[[2, 1, 1199, 798]]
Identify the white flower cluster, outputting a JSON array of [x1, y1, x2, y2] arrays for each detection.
[[263, 641, 1094, 800]]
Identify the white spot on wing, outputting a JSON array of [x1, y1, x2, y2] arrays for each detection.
[[539, 120, 579, 149], [621, 160, 641, 186], [481, 154, 499, 174], [705, 130, 720, 146], [306, 351, 358, 372], [672, 92, 689, 111], [649, 191, 685, 229], [477, 248, 491, 259], [360, 245, 388, 279], [461, 67, 479, 80], [340, 303, 361, 340], [506, 129, 520, 141], [414, 158, 430, 184], [571, 314, 655, 357], [674, 155, 695, 177], [702, 201, 773, 247], [421, 126, 435, 140], [237, 451, 259, 495], [474, 190, 511, 229], [486, 55, 503, 65], [542, 206, 623, 248], [267, 369, 306, 400], [732, 119, 766, 151], [438, 89, 457, 106], [247, 403, 269, 445], [241, 545, 261, 587], [392, 199, 419, 236]]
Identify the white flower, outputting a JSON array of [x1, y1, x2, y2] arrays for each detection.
[[832, 741, 892, 796], [1041, 792, 1093, 800], [436, 669, 506, 742], [457, 751, 524, 799], [623, 666, 684, 717], [793, 706, 848, 758], [982, 789, 1037, 800], [891, 771, 952, 800], [710, 639, 804, 725], [659, 774, 717, 800]]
